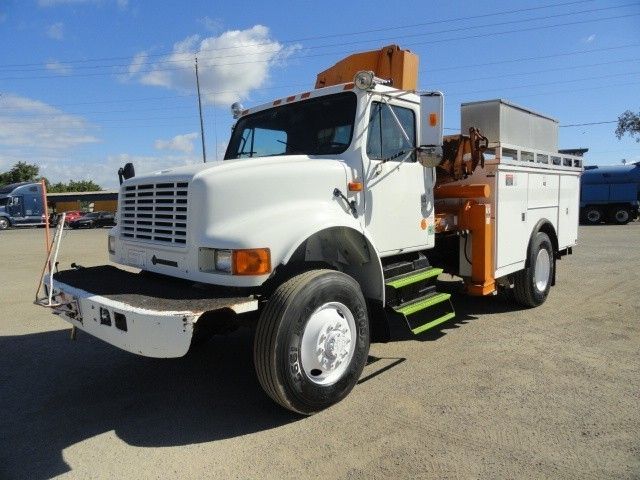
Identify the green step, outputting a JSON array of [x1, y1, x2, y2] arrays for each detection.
[[395, 292, 451, 316], [392, 292, 456, 335], [410, 312, 456, 335], [386, 267, 443, 289]]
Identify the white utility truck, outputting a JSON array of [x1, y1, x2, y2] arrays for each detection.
[[42, 46, 583, 414]]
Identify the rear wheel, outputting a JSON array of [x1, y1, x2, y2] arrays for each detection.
[[254, 269, 369, 415], [583, 206, 603, 225], [513, 232, 554, 307], [608, 206, 630, 225], [0, 217, 9, 230]]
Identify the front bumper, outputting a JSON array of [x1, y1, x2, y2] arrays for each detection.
[[43, 265, 259, 358]]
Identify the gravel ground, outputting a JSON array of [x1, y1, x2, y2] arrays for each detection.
[[0, 225, 638, 479]]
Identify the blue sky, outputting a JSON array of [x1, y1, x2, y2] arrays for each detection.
[[1, 0, 639, 188]]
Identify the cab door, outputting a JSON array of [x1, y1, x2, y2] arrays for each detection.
[[362, 100, 434, 254], [7, 196, 25, 224]]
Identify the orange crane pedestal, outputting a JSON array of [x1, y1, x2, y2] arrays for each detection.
[[434, 184, 496, 296]]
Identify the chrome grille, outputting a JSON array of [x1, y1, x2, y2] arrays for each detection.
[[120, 181, 189, 245]]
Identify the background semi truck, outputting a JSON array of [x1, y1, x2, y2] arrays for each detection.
[[41, 45, 584, 414], [0, 181, 47, 230], [580, 162, 640, 225]]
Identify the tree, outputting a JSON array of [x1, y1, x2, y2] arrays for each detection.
[[47, 180, 102, 193], [0, 161, 102, 191], [615, 110, 640, 143], [0, 162, 40, 185]]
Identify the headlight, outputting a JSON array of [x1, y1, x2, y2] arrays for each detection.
[[198, 248, 232, 274], [198, 248, 270, 275], [214, 250, 232, 273], [108, 235, 116, 254]]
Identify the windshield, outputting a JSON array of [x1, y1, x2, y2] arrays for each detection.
[[84, 212, 100, 218], [224, 92, 357, 159]]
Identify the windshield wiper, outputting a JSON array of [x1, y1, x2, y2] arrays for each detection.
[[277, 139, 305, 154]]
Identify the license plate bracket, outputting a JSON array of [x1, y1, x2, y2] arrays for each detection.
[[53, 292, 83, 323]]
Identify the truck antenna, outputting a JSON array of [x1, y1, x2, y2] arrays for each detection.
[[195, 57, 207, 163]]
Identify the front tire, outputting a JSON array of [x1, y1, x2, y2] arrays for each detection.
[[254, 269, 370, 415], [513, 232, 554, 307], [0, 217, 10, 230]]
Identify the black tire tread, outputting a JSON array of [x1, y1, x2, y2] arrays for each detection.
[[512, 232, 553, 308], [254, 269, 334, 412], [512, 268, 532, 306]]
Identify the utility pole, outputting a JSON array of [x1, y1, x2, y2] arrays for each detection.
[[195, 57, 207, 163]]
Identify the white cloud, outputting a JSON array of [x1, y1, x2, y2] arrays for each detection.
[[198, 16, 223, 32], [38, 153, 200, 189], [45, 60, 72, 75], [0, 93, 99, 178], [0, 94, 204, 189], [46, 22, 64, 40], [583, 34, 596, 44], [117, 51, 147, 82], [155, 132, 199, 154], [128, 25, 300, 105]]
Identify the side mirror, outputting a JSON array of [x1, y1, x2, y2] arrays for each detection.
[[117, 163, 135, 185], [419, 91, 444, 153]]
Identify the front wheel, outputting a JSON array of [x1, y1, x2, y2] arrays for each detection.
[[254, 269, 370, 415], [512, 232, 554, 307], [0, 217, 10, 230]]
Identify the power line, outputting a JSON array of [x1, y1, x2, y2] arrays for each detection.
[[2, 41, 638, 112], [1, 4, 637, 81], [0, 0, 597, 70], [447, 80, 640, 101], [3, 80, 637, 128], [8, 56, 638, 119], [446, 71, 640, 96], [559, 121, 618, 127], [425, 57, 640, 86], [428, 42, 640, 73]]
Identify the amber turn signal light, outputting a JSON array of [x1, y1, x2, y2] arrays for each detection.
[[233, 248, 271, 275], [348, 181, 363, 192]]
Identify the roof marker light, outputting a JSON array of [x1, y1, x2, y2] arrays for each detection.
[[231, 102, 244, 119]]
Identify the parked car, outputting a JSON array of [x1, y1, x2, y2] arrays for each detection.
[[63, 210, 84, 224], [68, 211, 116, 229]]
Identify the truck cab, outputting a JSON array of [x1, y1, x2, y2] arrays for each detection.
[[108, 82, 438, 298], [0, 182, 46, 230]]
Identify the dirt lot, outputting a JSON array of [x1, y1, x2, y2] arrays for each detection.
[[1, 225, 638, 479]]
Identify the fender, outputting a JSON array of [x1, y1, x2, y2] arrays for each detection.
[[281, 222, 385, 303]]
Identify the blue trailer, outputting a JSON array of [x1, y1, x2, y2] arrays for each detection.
[[580, 162, 640, 225], [0, 182, 47, 230]]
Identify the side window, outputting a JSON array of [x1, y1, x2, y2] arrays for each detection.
[[366, 102, 415, 161]]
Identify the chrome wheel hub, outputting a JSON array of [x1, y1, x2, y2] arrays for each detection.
[[300, 302, 356, 386], [534, 248, 551, 292]]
